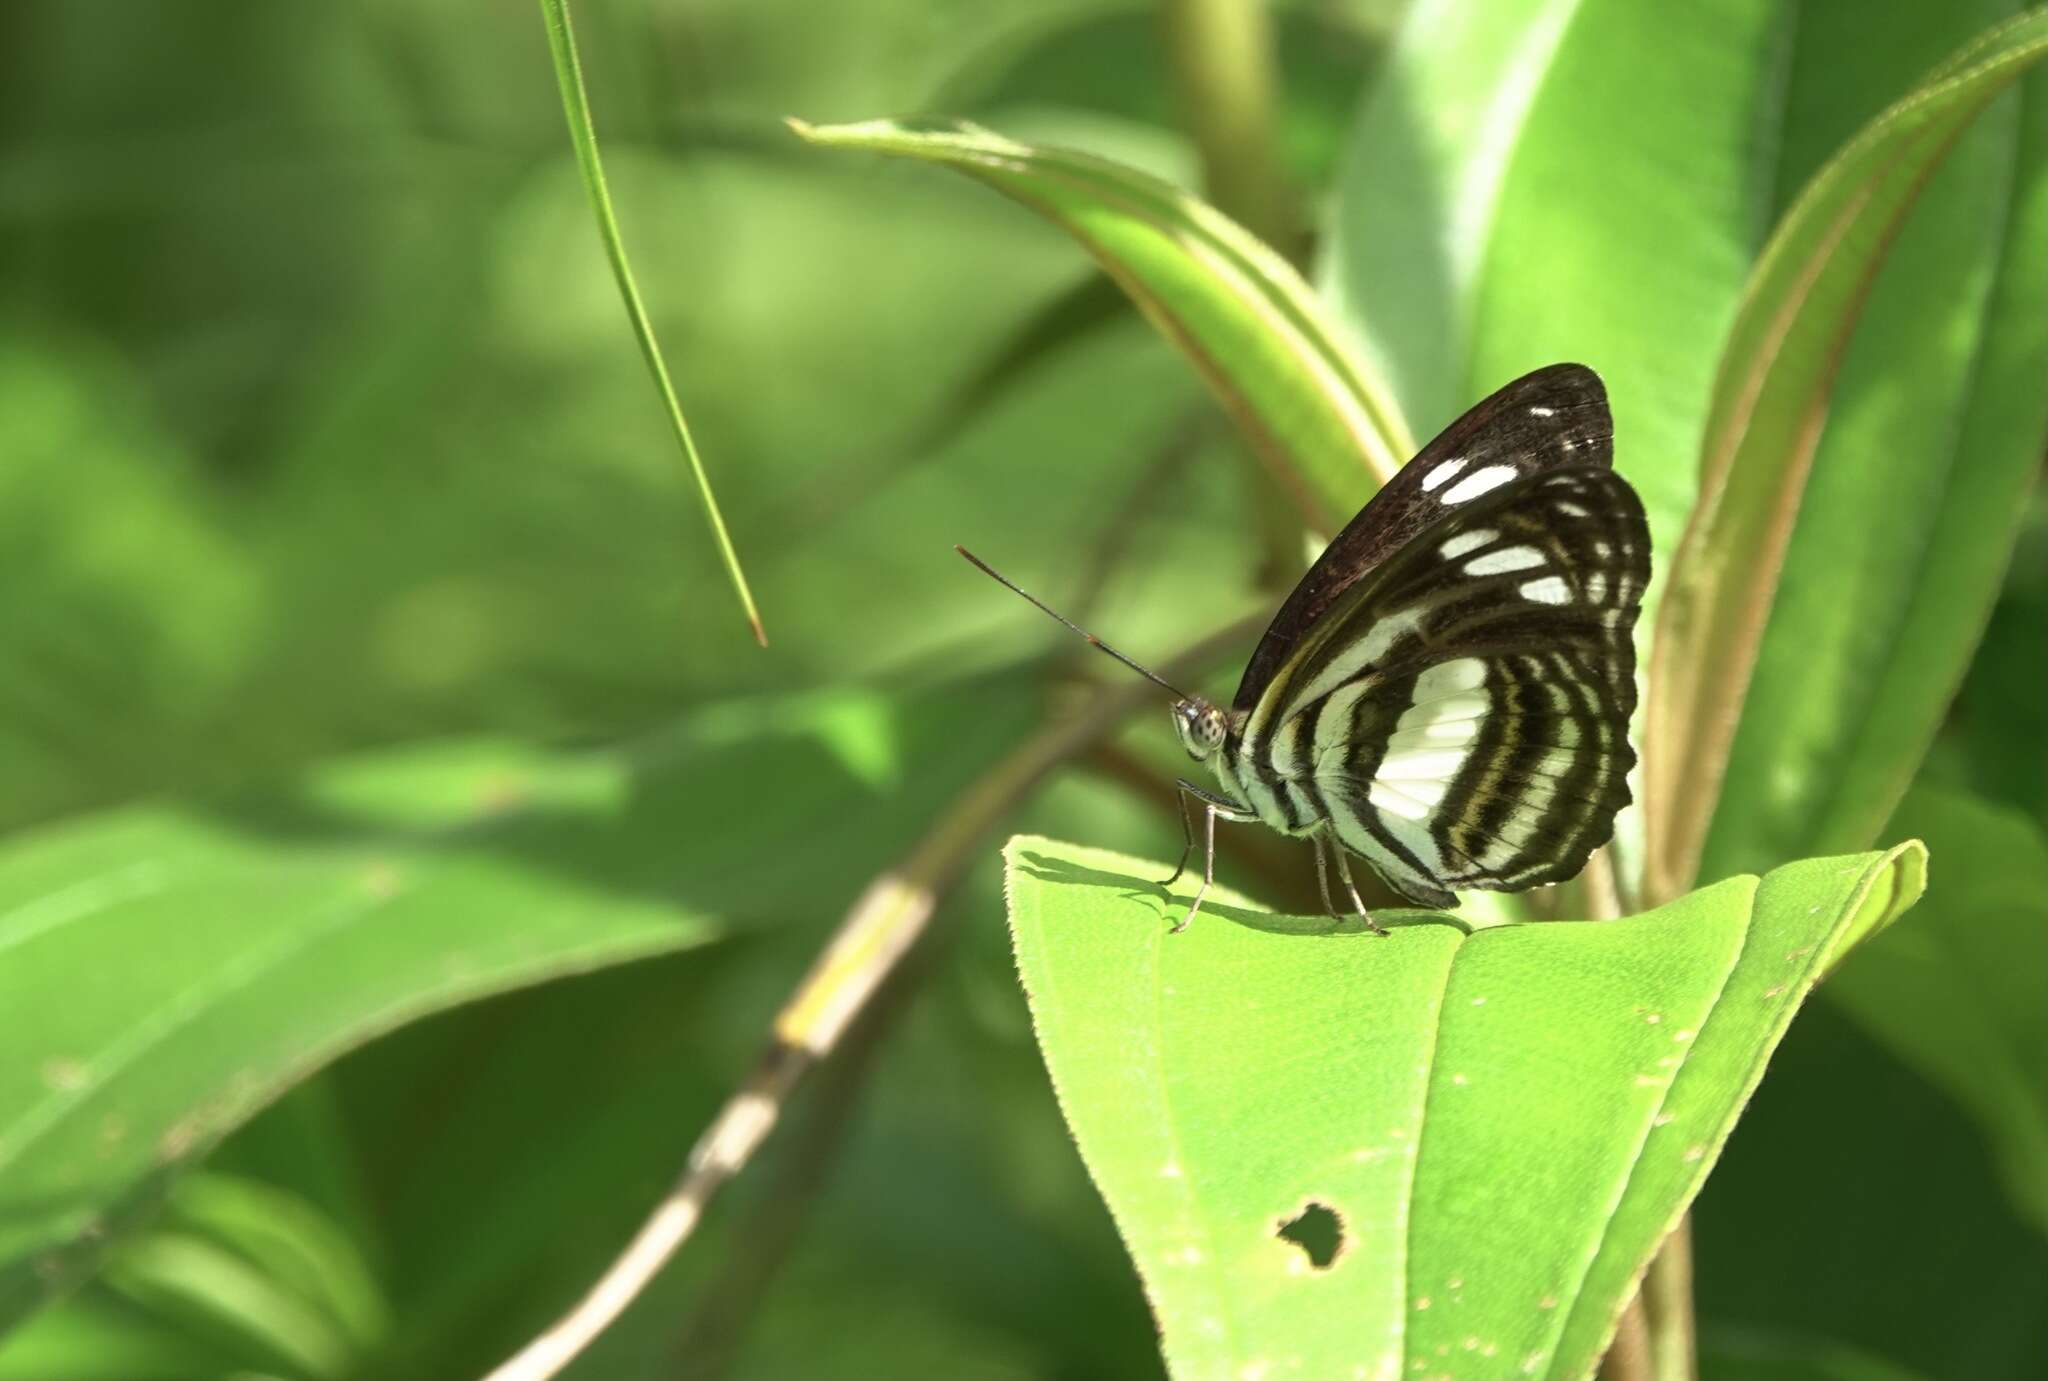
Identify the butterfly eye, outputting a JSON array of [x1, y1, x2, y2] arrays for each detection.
[[1173, 701, 1223, 761]]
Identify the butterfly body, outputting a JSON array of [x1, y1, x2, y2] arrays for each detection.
[[1165, 365, 1647, 924], [961, 363, 1648, 932]]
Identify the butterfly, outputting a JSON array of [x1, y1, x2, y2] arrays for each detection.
[[959, 363, 1649, 933]]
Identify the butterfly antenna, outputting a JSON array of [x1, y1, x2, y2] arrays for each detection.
[[954, 546, 1194, 701]]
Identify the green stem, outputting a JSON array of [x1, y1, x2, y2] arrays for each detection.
[[538, 0, 767, 646], [1159, 0, 1304, 263], [1158, 0, 1318, 581]]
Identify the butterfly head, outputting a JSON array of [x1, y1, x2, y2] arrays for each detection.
[[1172, 698, 1228, 762]]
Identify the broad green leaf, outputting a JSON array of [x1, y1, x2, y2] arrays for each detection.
[[0, 680, 1035, 1334], [0, 744, 705, 1333], [792, 118, 1412, 526], [1323, 0, 1774, 573], [1005, 834, 1925, 1381], [1700, 24, 2048, 883], [1827, 786, 2048, 1236], [1644, 11, 2048, 899]]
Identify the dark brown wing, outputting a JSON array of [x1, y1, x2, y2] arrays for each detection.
[[1232, 363, 1612, 712]]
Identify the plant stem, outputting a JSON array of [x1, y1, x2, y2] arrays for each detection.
[[1158, 0, 1316, 584], [476, 613, 1265, 1381], [538, 0, 767, 645], [1597, 1292, 1652, 1381], [1644, 1216, 1698, 1380], [1159, 0, 1303, 264]]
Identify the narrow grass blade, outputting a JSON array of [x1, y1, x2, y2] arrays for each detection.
[[539, 0, 766, 645]]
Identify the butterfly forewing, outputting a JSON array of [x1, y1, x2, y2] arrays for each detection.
[[1232, 363, 1613, 713], [1225, 463, 1648, 904]]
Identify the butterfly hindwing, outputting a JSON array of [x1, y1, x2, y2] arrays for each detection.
[[1231, 363, 1613, 713], [1227, 464, 1648, 902]]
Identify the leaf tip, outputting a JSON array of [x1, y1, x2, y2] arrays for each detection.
[[783, 115, 817, 142]]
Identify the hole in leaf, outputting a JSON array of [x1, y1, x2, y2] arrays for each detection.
[[1276, 1201, 1344, 1269]]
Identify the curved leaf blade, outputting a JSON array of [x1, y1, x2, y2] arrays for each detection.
[[1643, 11, 2048, 899], [0, 745, 713, 1330], [0, 680, 1036, 1333], [1700, 63, 2048, 882], [1005, 836, 1926, 1381], [792, 117, 1412, 525]]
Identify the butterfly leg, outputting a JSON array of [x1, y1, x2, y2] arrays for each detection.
[[1169, 800, 1217, 935], [1328, 845, 1389, 937], [1162, 784, 1197, 888], [1311, 834, 1341, 919], [1161, 779, 1249, 889]]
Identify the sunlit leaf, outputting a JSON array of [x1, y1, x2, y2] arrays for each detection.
[[1698, 21, 2048, 882], [1005, 835, 1924, 1381], [793, 117, 1412, 526], [1644, 10, 2048, 899], [1323, 0, 1774, 570]]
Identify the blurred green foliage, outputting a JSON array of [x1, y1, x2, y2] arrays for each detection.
[[0, 1, 2044, 1379]]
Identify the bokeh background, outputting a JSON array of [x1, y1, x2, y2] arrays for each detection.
[[2, 2, 2044, 1378]]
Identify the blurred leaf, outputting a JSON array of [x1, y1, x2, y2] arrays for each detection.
[[792, 118, 1412, 526], [0, 676, 1036, 1336], [937, 3, 1393, 196], [1937, 490, 2048, 823], [538, 0, 765, 645], [1003, 834, 1925, 1381], [85, 1173, 387, 1381], [1644, 11, 2048, 899], [1826, 785, 2048, 1237], [0, 337, 260, 829], [1692, 991, 2048, 1378], [0, 746, 706, 1334], [0, 1290, 236, 1381], [1699, 1327, 1932, 1381]]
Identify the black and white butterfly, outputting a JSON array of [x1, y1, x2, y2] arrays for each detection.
[[960, 363, 1649, 932]]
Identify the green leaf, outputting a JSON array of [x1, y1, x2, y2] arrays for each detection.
[[1700, 20, 2048, 883], [0, 741, 708, 1333], [791, 117, 1412, 526], [0, 679, 1036, 1335], [1004, 834, 1926, 1381], [1644, 10, 2048, 898], [1323, 0, 1778, 574], [91, 1174, 387, 1380], [538, 0, 766, 646], [1827, 785, 2048, 1237]]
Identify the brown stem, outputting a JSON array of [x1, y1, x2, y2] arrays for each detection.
[[1644, 1216, 1697, 1380], [477, 613, 1264, 1381], [661, 940, 935, 1379], [1597, 1290, 1652, 1381]]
